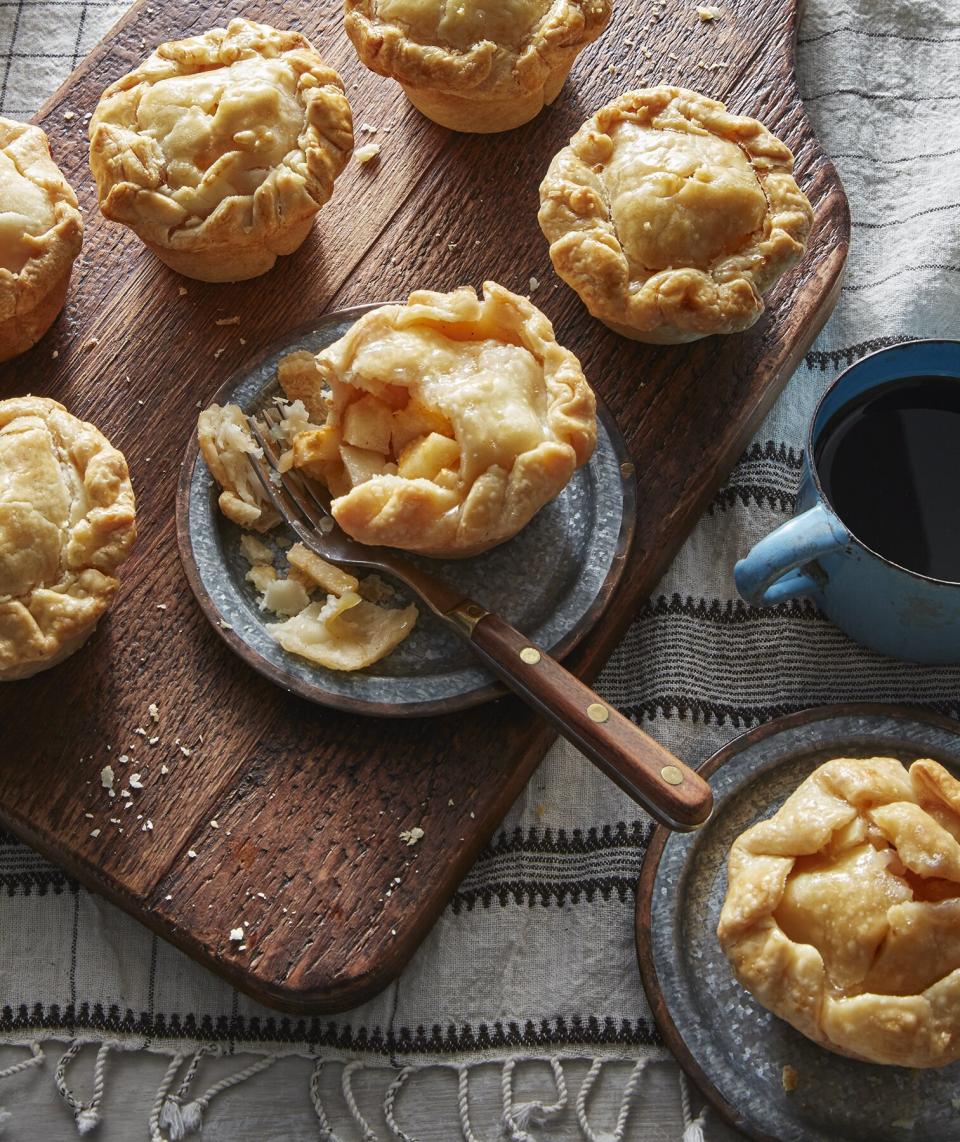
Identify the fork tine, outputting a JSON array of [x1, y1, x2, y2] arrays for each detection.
[[296, 469, 336, 518], [242, 442, 316, 543], [259, 408, 341, 522], [248, 412, 333, 535]]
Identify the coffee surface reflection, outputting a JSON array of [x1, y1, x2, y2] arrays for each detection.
[[815, 376, 960, 582]]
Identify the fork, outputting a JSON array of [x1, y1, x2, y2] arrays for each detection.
[[244, 408, 712, 831]]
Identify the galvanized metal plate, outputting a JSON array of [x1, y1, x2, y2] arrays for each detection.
[[636, 705, 960, 1142], [178, 305, 636, 717]]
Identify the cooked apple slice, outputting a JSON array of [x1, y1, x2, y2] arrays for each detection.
[[268, 593, 418, 671], [340, 443, 391, 488], [398, 432, 461, 481], [391, 397, 454, 455], [342, 394, 394, 454], [292, 426, 341, 480]]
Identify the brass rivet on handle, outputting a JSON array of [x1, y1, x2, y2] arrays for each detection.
[[520, 647, 541, 665], [661, 765, 683, 786], [587, 703, 609, 723], [620, 461, 635, 479]]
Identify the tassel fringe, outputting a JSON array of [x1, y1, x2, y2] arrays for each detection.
[[0, 1043, 689, 1140]]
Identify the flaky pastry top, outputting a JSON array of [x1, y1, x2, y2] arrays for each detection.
[[285, 282, 596, 558], [538, 87, 813, 342], [344, 0, 611, 99], [0, 118, 82, 323], [88, 19, 353, 252], [0, 397, 136, 679], [718, 756, 960, 1068]]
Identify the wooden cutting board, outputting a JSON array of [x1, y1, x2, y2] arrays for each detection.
[[0, 0, 848, 1012]]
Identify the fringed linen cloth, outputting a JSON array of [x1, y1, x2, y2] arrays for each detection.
[[1, 0, 959, 1137]]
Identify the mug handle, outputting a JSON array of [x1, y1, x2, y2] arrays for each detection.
[[734, 504, 850, 607]]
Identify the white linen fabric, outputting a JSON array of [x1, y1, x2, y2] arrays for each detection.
[[0, 0, 959, 1138]]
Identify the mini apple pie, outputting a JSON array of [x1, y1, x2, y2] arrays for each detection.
[[0, 118, 83, 362], [0, 397, 136, 681], [538, 87, 814, 343], [344, 0, 612, 133], [89, 19, 354, 282], [279, 282, 597, 558], [718, 756, 960, 1068]]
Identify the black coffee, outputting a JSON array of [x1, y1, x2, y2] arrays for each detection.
[[814, 376, 960, 582]]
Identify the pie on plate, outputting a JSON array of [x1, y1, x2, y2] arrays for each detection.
[[0, 397, 136, 680], [538, 86, 814, 343], [0, 118, 82, 362], [89, 18, 353, 282], [344, 0, 612, 133], [279, 282, 597, 558], [718, 755, 960, 1068]]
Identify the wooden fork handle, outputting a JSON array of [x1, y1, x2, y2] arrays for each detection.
[[460, 611, 713, 831]]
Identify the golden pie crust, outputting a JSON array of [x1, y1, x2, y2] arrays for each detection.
[[0, 397, 136, 681], [344, 0, 612, 132], [89, 19, 354, 282], [0, 118, 82, 363], [282, 282, 597, 558], [718, 756, 960, 1068], [538, 87, 814, 343]]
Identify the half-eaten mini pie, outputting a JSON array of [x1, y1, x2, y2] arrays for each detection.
[[538, 87, 814, 343], [0, 118, 83, 363], [89, 19, 353, 282], [344, 0, 612, 133], [718, 756, 960, 1068], [0, 397, 136, 681], [280, 282, 597, 558]]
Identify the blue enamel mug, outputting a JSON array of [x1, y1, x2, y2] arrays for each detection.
[[735, 340, 960, 664]]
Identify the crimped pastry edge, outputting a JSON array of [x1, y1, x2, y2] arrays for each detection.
[[0, 118, 82, 356], [538, 86, 814, 343], [344, 0, 611, 129], [0, 396, 136, 680], [88, 18, 353, 279]]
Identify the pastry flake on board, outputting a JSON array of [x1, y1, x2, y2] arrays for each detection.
[[89, 18, 354, 282], [718, 756, 960, 1068], [279, 282, 597, 559], [538, 86, 813, 343], [344, 0, 612, 132], [0, 396, 136, 680], [0, 118, 82, 362]]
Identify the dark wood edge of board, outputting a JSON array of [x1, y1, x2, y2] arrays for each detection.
[[5, 0, 856, 1015], [634, 702, 960, 1142]]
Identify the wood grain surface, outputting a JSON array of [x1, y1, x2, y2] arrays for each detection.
[[0, 0, 849, 1012]]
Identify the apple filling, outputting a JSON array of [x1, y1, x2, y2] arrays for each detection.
[[197, 400, 418, 672], [277, 282, 597, 558]]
